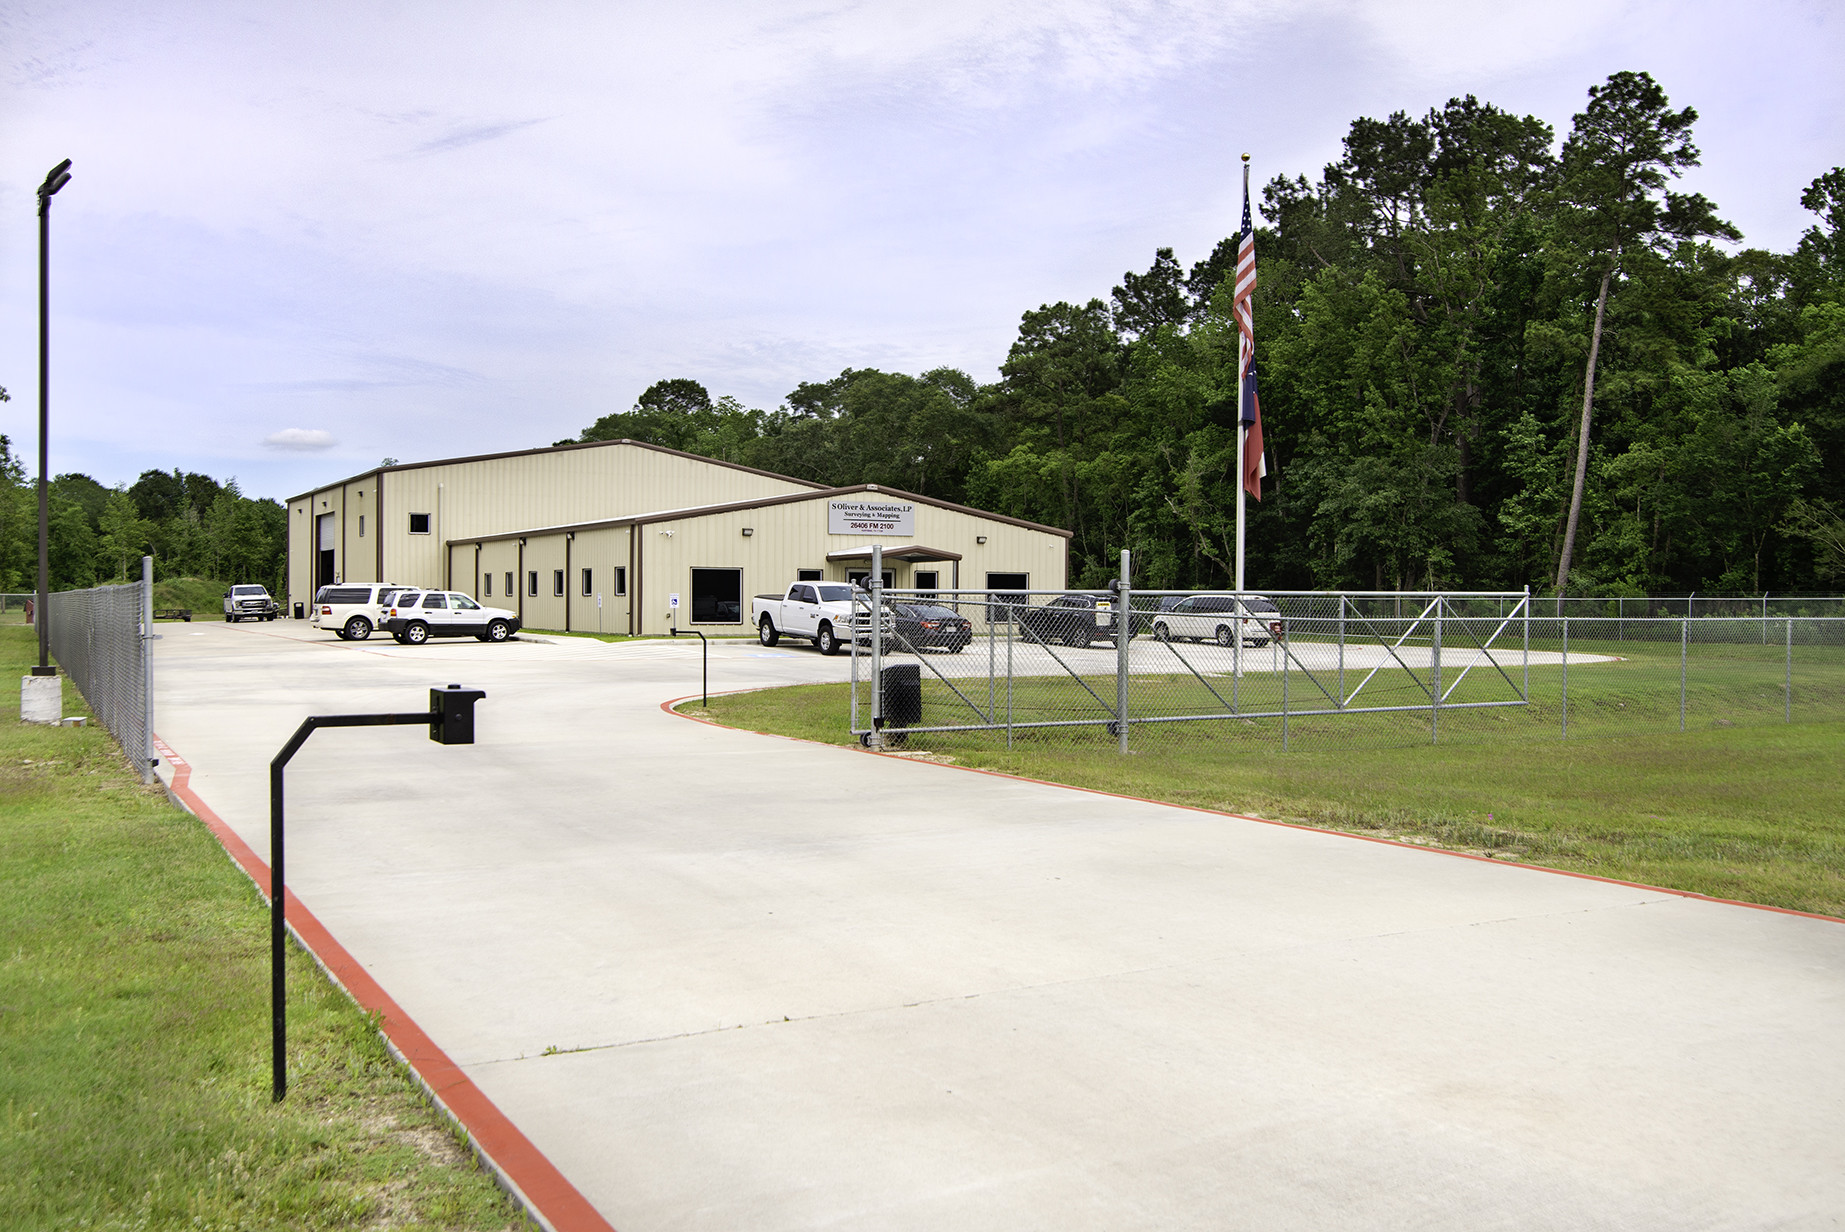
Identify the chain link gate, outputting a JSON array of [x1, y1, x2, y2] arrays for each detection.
[[46, 556, 156, 782]]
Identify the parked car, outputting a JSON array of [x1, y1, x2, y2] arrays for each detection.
[[1013, 593, 1121, 648], [891, 602, 973, 653], [753, 582, 891, 655], [311, 582, 413, 641], [1148, 594, 1282, 647], [380, 590, 522, 644], [223, 585, 279, 622]]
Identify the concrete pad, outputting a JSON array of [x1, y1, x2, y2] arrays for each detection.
[[155, 620, 1845, 1230]]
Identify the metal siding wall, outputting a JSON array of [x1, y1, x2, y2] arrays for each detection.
[[628, 497, 1068, 634], [364, 445, 813, 591], [573, 526, 630, 634], [287, 501, 314, 610], [479, 541, 519, 605]]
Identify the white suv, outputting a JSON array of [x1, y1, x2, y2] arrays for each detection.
[[381, 590, 522, 644], [1149, 594, 1282, 647], [311, 582, 414, 641]]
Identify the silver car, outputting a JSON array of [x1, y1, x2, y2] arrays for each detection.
[[1149, 594, 1281, 647]]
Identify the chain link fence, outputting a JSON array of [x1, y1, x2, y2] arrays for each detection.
[[849, 569, 1845, 755], [1, 593, 35, 624], [44, 561, 156, 783]]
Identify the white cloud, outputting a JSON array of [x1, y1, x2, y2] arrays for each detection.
[[263, 428, 338, 451]]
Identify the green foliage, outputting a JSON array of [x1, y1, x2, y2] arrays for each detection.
[[553, 73, 1845, 598], [0, 446, 285, 594]]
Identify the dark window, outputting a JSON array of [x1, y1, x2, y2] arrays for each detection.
[[915, 570, 938, 599], [483, 573, 492, 596], [504, 572, 514, 596], [847, 570, 894, 590], [322, 587, 371, 604], [797, 568, 823, 581], [792, 585, 815, 604], [553, 570, 565, 597], [527, 571, 539, 597], [358, 515, 365, 538], [612, 566, 627, 596], [422, 594, 447, 609], [408, 513, 431, 534], [986, 572, 1028, 620], [690, 568, 743, 624], [581, 568, 593, 597]]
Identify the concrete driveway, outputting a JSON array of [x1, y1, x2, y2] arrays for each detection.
[[153, 621, 1845, 1230]]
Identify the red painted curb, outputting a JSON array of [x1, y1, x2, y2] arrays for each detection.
[[153, 736, 618, 1232], [659, 697, 1845, 927]]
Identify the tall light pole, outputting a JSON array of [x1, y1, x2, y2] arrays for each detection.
[[35, 159, 72, 676]]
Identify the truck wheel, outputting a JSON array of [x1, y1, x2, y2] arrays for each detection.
[[816, 623, 838, 656], [343, 616, 372, 641], [1216, 625, 1234, 647], [759, 617, 780, 647]]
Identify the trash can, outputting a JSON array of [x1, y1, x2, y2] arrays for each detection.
[[880, 663, 922, 730], [293, 602, 305, 620]]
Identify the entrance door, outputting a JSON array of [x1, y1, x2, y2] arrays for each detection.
[[316, 513, 337, 590]]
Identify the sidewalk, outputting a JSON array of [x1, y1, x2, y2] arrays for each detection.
[[155, 621, 1845, 1230]]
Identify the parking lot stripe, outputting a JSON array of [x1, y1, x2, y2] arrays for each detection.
[[152, 735, 620, 1232]]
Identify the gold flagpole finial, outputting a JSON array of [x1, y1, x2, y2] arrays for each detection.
[[1241, 153, 1250, 163]]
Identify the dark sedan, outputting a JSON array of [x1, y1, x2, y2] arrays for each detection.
[[892, 602, 973, 652]]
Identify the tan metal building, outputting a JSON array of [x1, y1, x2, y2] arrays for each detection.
[[287, 441, 1071, 633]]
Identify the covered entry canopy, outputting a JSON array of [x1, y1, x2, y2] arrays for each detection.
[[825, 544, 963, 563]]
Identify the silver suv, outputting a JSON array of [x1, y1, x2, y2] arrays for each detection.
[[311, 582, 413, 641]]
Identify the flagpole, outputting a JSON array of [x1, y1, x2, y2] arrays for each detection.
[[1234, 154, 1249, 594]]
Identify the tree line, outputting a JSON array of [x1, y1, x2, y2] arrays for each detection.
[[563, 72, 1845, 596], [0, 419, 285, 594]]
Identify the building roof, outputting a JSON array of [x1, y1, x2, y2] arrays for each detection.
[[286, 437, 830, 504], [444, 483, 1074, 544]]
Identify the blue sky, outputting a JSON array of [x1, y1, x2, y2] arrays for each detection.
[[2, 0, 1840, 501]]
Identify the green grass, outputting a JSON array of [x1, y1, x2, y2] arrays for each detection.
[[0, 628, 532, 1230], [693, 638, 1845, 918], [152, 575, 234, 620]]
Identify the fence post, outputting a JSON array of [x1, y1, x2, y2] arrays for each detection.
[[1116, 549, 1130, 754], [139, 556, 154, 784], [1522, 589, 1530, 702], [1680, 616, 1688, 733], [1786, 615, 1793, 723], [1005, 606, 1013, 750], [1431, 598, 1442, 745], [1338, 595, 1346, 708], [1561, 616, 1569, 740], [868, 545, 883, 750]]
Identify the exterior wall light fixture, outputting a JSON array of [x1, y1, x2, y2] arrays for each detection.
[[976, 536, 987, 544], [741, 527, 754, 537]]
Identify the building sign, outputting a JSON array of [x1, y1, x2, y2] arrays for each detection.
[[828, 500, 914, 536]]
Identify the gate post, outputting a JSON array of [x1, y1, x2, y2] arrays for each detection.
[[1116, 549, 1130, 754]]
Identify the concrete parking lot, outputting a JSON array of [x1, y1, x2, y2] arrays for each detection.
[[154, 621, 1845, 1230]]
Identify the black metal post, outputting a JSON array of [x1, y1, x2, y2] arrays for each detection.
[[269, 696, 481, 1101], [35, 159, 71, 675], [671, 627, 708, 705]]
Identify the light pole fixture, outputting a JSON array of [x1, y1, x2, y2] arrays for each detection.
[[34, 159, 72, 676]]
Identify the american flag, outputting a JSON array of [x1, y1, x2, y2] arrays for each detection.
[[1235, 179, 1266, 500]]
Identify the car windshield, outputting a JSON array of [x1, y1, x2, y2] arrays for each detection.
[[815, 585, 854, 602], [233, 586, 265, 595]]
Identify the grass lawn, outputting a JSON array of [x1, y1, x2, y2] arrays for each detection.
[[0, 628, 531, 1230], [693, 637, 1845, 919]]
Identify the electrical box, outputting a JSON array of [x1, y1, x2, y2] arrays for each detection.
[[430, 684, 486, 745]]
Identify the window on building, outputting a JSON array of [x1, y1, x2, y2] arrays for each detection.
[[915, 570, 938, 599], [504, 571, 514, 597], [358, 515, 365, 538], [690, 567, 743, 624], [985, 572, 1029, 620], [797, 568, 823, 581], [553, 569, 565, 597], [483, 573, 492, 596], [527, 571, 539, 597], [847, 570, 894, 591], [408, 513, 431, 534], [612, 566, 627, 596], [581, 567, 593, 597]]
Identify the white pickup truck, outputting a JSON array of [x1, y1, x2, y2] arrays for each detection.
[[753, 581, 890, 655]]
